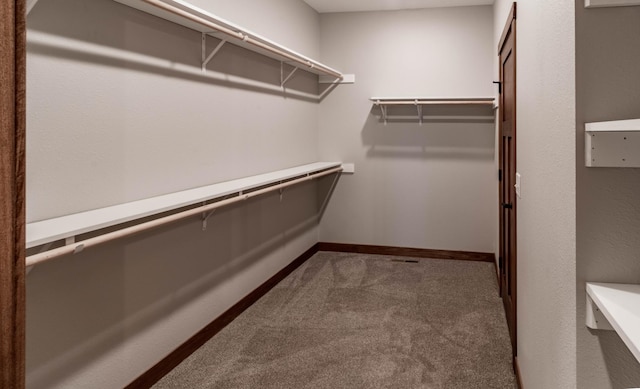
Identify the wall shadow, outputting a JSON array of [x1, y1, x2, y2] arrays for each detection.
[[25, 180, 339, 388], [362, 105, 495, 161], [588, 329, 640, 389], [27, 0, 319, 101]]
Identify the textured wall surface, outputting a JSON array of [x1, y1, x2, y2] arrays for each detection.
[[576, 2, 640, 388], [318, 7, 496, 253], [513, 0, 577, 388], [25, 0, 324, 387]]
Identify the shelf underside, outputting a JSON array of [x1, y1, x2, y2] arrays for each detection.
[[586, 282, 640, 364]]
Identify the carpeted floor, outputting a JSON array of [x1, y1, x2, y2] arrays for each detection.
[[153, 252, 516, 388]]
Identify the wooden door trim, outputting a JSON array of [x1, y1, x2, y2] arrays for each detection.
[[498, 1, 517, 358], [499, 2, 517, 53], [1, 0, 26, 387]]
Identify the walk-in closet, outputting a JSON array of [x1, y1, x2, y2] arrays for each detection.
[[1, 0, 639, 388]]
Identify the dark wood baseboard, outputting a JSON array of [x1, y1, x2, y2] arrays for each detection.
[[514, 356, 523, 389], [318, 242, 495, 263], [125, 243, 320, 389]]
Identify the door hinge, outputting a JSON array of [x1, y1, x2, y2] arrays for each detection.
[[499, 169, 502, 181]]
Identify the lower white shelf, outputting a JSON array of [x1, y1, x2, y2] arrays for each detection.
[[27, 162, 342, 249], [586, 282, 640, 363], [585, 118, 640, 168]]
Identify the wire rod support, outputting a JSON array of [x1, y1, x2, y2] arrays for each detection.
[[202, 35, 227, 71]]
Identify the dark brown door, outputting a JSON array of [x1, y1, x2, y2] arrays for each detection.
[[1, 0, 26, 387], [498, 3, 517, 357]]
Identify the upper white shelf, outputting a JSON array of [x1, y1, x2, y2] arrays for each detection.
[[586, 282, 640, 363], [585, 0, 640, 8], [585, 119, 640, 168], [370, 97, 495, 124], [26, 162, 341, 249], [113, 0, 343, 79], [370, 97, 495, 105]]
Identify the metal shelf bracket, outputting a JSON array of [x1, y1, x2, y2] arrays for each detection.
[[201, 206, 217, 231], [202, 33, 227, 72], [281, 62, 299, 87], [415, 100, 423, 125], [377, 100, 388, 125]]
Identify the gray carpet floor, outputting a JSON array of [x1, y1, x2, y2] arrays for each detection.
[[154, 252, 516, 388]]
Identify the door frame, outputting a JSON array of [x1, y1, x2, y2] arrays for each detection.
[[497, 1, 517, 358], [1, 0, 26, 387]]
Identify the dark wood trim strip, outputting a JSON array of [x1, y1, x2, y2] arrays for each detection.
[[317, 242, 495, 263], [493, 253, 501, 297], [498, 2, 517, 53], [514, 356, 524, 389], [125, 243, 320, 389], [0, 0, 26, 387]]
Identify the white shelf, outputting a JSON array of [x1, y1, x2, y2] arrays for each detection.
[[586, 282, 640, 363], [26, 162, 341, 249], [585, 0, 640, 8], [113, 0, 343, 80], [585, 119, 640, 167], [370, 97, 495, 105], [586, 118, 640, 132], [370, 97, 495, 124]]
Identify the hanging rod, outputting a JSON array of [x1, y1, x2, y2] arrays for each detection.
[[371, 97, 495, 106], [131, 0, 343, 79], [26, 166, 342, 267]]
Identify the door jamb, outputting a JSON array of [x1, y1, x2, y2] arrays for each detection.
[[1, 0, 26, 387], [497, 1, 517, 360]]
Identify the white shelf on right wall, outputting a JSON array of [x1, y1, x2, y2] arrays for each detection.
[[586, 282, 640, 364], [585, 118, 640, 167], [585, 0, 640, 7]]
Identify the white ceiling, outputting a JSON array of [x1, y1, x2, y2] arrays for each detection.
[[302, 0, 494, 13]]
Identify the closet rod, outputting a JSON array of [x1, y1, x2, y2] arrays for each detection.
[[26, 166, 343, 267], [142, 0, 343, 79], [375, 100, 494, 105]]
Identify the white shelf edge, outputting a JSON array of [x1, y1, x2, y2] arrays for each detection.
[[585, 0, 640, 8], [320, 74, 355, 84], [113, 0, 343, 78], [585, 118, 640, 132], [370, 97, 495, 103], [586, 282, 640, 363], [26, 162, 342, 249]]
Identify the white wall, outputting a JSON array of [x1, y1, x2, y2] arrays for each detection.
[[25, 0, 324, 387], [318, 7, 496, 253], [505, 0, 578, 388], [575, 2, 640, 388]]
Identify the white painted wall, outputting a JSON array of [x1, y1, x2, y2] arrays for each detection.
[[575, 2, 640, 388], [318, 7, 496, 253], [25, 0, 323, 387], [503, 0, 578, 388]]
